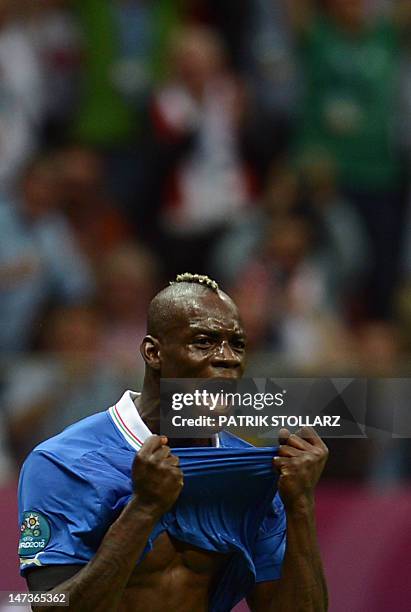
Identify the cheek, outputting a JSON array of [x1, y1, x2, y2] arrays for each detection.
[[160, 348, 209, 377]]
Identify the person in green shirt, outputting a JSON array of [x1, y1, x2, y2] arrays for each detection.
[[72, 0, 181, 147], [289, 0, 411, 317], [67, 0, 182, 229]]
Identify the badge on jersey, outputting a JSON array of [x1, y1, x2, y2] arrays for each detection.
[[18, 511, 51, 557]]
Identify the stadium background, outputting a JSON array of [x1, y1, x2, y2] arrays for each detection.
[[0, 1, 410, 610]]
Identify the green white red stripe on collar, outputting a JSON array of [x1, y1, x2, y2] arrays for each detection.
[[109, 404, 143, 450], [108, 390, 151, 451], [108, 389, 221, 450]]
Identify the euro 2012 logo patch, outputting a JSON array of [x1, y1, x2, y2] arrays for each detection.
[[18, 511, 50, 557]]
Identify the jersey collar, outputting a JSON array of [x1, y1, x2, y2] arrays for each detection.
[[109, 389, 220, 451], [108, 390, 151, 451]]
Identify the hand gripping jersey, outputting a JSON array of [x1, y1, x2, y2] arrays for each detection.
[[18, 391, 286, 612]]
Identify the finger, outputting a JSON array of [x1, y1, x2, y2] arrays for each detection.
[[278, 428, 291, 445], [152, 446, 172, 461], [165, 454, 180, 467], [272, 457, 293, 478], [139, 435, 168, 456], [298, 426, 327, 449], [284, 433, 311, 451], [278, 444, 304, 458], [168, 466, 184, 480], [272, 456, 292, 469]]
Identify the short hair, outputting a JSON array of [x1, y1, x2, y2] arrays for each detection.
[[170, 273, 219, 293], [147, 273, 220, 336]]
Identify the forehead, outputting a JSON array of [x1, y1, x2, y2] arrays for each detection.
[[169, 291, 243, 335]]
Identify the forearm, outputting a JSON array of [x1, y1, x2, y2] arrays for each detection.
[[32, 497, 159, 612], [273, 497, 328, 612]]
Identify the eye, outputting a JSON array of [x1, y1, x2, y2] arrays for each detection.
[[193, 336, 213, 348], [232, 338, 246, 351]]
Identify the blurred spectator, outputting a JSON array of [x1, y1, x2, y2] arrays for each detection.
[[0, 414, 14, 485], [0, 155, 94, 353], [290, 0, 410, 318], [209, 162, 301, 286], [299, 154, 371, 316], [396, 281, 411, 348], [150, 25, 255, 276], [25, 0, 82, 144], [3, 304, 129, 466], [241, 0, 299, 173], [65, 0, 184, 209], [72, 0, 181, 147], [98, 243, 160, 370], [57, 145, 132, 266], [399, 35, 411, 281], [0, 0, 45, 192], [246, 0, 296, 103], [231, 211, 351, 368], [213, 157, 370, 319], [355, 320, 402, 375], [354, 321, 411, 485]]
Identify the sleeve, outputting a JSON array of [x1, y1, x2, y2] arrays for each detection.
[[252, 492, 286, 582], [17, 450, 109, 574]]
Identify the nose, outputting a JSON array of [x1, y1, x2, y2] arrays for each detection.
[[211, 341, 242, 369]]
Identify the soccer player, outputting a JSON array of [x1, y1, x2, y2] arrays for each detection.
[[18, 273, 328, 611]]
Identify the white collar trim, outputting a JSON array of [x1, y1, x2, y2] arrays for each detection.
[[108, 390, 152, 451], [109, 389, 220, 450]]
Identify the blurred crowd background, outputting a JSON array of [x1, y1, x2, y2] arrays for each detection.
[[2, 0, 411, 484], [1, 1, 411, 609]]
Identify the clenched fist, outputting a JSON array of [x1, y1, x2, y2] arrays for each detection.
[[273, 427, 328, 512], [132, 435, 184, 517]]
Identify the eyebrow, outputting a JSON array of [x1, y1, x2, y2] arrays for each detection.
[[189, 325, 246, 338]]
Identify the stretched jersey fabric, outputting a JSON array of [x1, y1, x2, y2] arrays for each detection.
[[18, 390, 286, 612]]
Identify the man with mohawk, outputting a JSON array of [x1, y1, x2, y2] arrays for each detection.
[[18, 274, 328, 612]]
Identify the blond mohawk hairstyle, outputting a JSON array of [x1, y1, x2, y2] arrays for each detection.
[[170, 273, 219, 292]]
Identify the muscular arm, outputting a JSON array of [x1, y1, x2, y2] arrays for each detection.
[[247, 428, 328, 612], [28, 497, 159, 612], [248, 499, 327, 612], [26, 435, 183, 612]]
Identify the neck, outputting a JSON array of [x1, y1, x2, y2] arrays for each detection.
[[138, 368, 161, 434], [137, 368, 218, 447]]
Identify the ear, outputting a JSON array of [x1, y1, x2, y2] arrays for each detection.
[[140, 335, 161, 370]]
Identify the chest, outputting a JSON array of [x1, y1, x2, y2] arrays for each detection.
[[127, 531, 227, 585]]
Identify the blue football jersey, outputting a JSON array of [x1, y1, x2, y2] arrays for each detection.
[[18, 390, 286, 612]]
